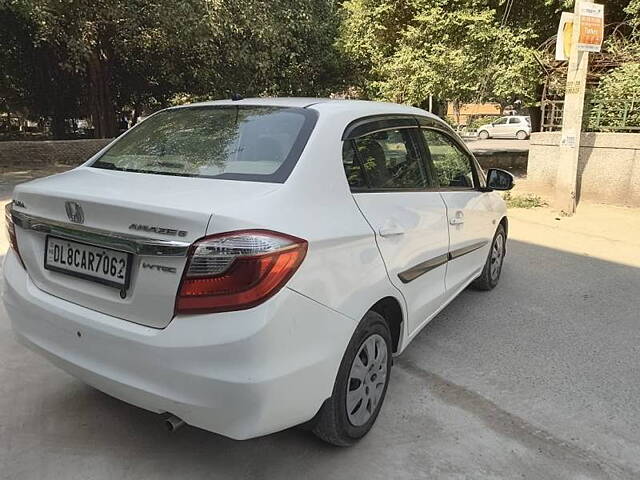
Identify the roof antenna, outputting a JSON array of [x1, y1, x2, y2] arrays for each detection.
[[231, 93, 243, 101]]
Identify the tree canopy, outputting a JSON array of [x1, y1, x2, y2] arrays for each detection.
[[1, 0, 639, 137], [0, 0, 344, 137], [338, 0, 639, 112]]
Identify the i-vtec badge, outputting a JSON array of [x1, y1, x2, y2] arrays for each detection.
[[142, 262, 177, 274], [129, 224, 188, 237]]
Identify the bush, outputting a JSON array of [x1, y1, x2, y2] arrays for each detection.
[[503, 192, 547, 209], [588, 62, 640, 131], [467, 115, 497, 130]]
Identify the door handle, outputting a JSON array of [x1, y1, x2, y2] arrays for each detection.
[[450, 211, 465, 225], [378, 224, 405, 237]]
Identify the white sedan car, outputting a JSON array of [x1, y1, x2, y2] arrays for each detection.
[[3, 98, 513, 446]]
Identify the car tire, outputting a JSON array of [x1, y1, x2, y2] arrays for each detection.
[[472, 224, 506, 291], [478, 130, 490, 140], [312, 310, 392, 446], [516, 130, 528, 140]]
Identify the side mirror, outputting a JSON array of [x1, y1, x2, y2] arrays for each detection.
[[486, 168, 514, 191]]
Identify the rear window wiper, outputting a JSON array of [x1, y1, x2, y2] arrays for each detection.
[[143, 161, 184, 169], [92, 161, 122, 171]]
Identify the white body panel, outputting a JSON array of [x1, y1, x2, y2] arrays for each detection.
[[12, 168, 279, 328], [440, 191, 500, 292], [352, 192, 449, 336], [3, 250, 354, 439], [3, 98, 508, 440]]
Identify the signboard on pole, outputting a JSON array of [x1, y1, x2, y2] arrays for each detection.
[[555, 12, 574, 61], [576, 3, 604, 52]]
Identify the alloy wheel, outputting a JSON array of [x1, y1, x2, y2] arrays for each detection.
[[490, 233, 504, 281], [346, 334, 388, 427]]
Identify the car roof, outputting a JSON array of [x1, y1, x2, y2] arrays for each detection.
[[182, 97, 327, 108], [173, 97, 437, 119]]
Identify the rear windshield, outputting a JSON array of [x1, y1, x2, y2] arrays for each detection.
[[91, 106, 317, 183]]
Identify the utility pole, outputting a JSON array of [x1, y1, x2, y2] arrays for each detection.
[[554, 0, 593, 214]]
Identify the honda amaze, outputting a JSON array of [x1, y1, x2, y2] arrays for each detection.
[[3, 98, 513, 446]]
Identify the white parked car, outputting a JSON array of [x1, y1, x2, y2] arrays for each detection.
[[3, 98, 513, 446], [477, 115, 531, 140]]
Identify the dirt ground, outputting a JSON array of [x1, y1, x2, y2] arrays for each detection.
[[508, 203, 640, 268]]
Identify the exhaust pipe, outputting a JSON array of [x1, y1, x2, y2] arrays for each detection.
[[165, 415, 186, 432]]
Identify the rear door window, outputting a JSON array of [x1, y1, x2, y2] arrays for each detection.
[[91, 106, 317, 183], [342, 141, 368, 188], [349, 129, 429, 190]]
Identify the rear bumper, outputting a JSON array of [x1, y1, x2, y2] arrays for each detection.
[[2, 251, 355, 439]]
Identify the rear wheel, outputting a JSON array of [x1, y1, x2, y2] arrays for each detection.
[[472, 224, 506, 290], [312, 311, 392, 446], [478, 130, 490, 140], [516, 130, 528, 140]]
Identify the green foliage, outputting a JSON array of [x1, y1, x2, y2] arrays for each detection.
[[467, 115, 496, 129], [0, 0, 345, 137], [502, 192, 547, 209], [0, 4, 82, 131], [626, 0, 640, 26], [338, 0, 638, 109], [339, 0, 539, 107], [3, 0, 640, 139], [594, 63, 640, 99], [588, 63, 640, 130]]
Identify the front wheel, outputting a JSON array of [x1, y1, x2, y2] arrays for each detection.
[[312, 311, 392, 446], [472, 224, 506, 290], [478, 130, 490, 140]]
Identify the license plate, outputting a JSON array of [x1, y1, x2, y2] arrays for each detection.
[[45, 236, 132, 290]]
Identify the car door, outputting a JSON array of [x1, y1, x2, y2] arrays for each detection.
[[343, 121, 449, 335], [507, 117, 521, 137], [490, 117, 509, 138], [420, 127, 497, 295]]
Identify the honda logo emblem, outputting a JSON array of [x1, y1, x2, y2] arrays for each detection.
[[65, 201, 84, 224]]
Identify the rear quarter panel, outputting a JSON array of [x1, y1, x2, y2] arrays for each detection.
[[203, 107, 408, 335]]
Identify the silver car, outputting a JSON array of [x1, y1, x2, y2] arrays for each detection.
[[478, 116, 531, 140]]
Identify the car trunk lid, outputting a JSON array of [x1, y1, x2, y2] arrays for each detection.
[[11, 167, 279, 328]]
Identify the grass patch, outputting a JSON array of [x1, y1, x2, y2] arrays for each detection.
[[503, 192, 547, 209]]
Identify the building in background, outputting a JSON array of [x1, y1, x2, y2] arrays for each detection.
[[447, 103, 508, 126]]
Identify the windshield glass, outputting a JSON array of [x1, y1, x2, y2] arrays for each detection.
[[91, 106, 316, 183]]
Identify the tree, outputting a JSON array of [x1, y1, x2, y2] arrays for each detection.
[[0, 0, 345, 138], [339, 0, 541, 109], [625, 0, 640, 26], [10, 0, 222, 138], [338, 0, 638, 111], [183, 0, 346, 99], [0, 4, 82, 137]]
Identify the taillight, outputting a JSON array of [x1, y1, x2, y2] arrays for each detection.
[[5, 202, 25, 268], [175, 230, 308, 314]]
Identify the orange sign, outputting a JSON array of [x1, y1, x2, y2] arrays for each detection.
[[577, 3, 604, 52]]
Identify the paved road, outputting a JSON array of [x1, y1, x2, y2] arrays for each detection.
[[1, 179, 640, 478]]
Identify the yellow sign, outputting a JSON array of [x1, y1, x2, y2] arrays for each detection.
[[577, 3, 604, 52], [555, 12, 574, 61]]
